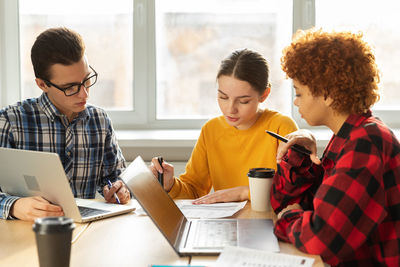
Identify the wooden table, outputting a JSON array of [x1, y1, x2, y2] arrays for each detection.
[[0, 202, 323, 267], [0, 212, 188, 267], [191, 203, 325, 267], [0, 219, 89, 267]]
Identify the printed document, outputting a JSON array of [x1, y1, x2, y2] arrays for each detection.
[[134, 199, 247, 218], [213, 246, 315, 267], [174, 200, 247, 218]]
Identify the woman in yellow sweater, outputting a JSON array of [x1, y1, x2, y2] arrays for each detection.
[[150, 49, 298, 204]]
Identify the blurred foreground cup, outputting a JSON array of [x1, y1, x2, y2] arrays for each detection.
[[32, 216, 75, 267]]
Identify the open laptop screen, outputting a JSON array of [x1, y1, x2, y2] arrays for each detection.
[[122, 157, 187, 248]]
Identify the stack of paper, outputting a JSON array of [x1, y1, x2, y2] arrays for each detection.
[[174, 200, 247, 218], [135, 199, 247, 218], [213, 246, 315, 267]]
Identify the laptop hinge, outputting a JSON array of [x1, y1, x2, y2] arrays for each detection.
[[175, 218, 191, 249]]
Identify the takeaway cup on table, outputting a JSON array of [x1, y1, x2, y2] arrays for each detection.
[[247, 168, 275, 212], [32, 216, 75, 267]]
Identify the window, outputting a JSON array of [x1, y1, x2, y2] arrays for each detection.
[[19, 0, 133, 111], [0, 0, 398, 129], [315, 0, 400, 126], [155, 0, 293, 119]]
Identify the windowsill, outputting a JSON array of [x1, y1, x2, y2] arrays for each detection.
[[115, 128, 335, 147], [115, 128, 334, 161], [116, 128, 400, 161], [116, 129, 200, 148], [116, 129, 200, 161]]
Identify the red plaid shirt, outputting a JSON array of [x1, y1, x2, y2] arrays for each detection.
[[271, 111, 400, 267]]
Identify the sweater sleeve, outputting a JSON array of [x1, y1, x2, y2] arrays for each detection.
[[168, 126, 212, 199]]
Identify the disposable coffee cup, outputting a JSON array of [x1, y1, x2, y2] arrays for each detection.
[[247, 168, 275, 212], [32, 217, 75, 267]]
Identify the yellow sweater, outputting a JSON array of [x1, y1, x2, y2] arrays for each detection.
[[168, 109, 298, 199]]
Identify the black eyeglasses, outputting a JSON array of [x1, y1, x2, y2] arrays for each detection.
[[43, 65, 98, 96]]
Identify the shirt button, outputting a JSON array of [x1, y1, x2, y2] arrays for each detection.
[[67, 151, 71, 156]]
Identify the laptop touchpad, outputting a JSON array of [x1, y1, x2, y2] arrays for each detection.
[[237, 219, 279, 252]]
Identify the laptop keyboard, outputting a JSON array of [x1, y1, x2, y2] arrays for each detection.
[[192, 220, 238, 249], [78, 206, 109, 217]]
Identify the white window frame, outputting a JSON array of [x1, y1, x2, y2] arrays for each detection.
[[1, 0, 399, 130], [0, 0, 21, 107]]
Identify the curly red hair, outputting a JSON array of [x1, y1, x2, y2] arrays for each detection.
[[281, 28, 380, 114]]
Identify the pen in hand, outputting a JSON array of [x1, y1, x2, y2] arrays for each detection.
[[157, 156, 164, 187], [265, 130, 311, 156], [107, 180, 121, 204]]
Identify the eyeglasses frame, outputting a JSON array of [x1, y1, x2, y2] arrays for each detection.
[[43, 65, 98, 96]]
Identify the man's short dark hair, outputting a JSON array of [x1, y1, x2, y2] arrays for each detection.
[[31, 27, 85, 80]]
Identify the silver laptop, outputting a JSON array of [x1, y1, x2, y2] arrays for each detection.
[[122, 156, 279, 256], [0, 147, 135, 223]]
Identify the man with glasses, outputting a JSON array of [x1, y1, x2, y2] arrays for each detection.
[[0, 27, 131, 221]]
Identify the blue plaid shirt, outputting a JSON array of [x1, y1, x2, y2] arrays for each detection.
[[0, 93, 126, 219]]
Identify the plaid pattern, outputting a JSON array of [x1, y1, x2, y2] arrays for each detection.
[[271, 111, 400, 267], [0, 93, 126, 219]]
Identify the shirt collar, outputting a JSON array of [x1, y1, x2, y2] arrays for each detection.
[[323, 110, 372, 161], [38, 93, 90, 122]]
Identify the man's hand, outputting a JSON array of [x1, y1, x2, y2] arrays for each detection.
[[103, 180, 131, 204], [192, 186, 249, 204], [10, 196, 64, 221]]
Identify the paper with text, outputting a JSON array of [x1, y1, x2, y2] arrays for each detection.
[[174, 200, 247, 218], [134, 199, 247, 218], [213, 246, 315, 267]]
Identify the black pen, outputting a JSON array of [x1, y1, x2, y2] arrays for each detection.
[[266, 130, 311, 156], [157, 156, 164, 186]]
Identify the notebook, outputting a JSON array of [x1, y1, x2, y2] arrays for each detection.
[[121, 156, 279, 256], [0, 147, 135, 223]]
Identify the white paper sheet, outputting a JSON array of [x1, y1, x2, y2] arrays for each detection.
[[174, 200, 247, 218], [213, 246, 315, 267], [134, 199, 247, 218]]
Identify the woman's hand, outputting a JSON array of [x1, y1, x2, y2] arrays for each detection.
[[276, 129, 321, 165], [149, 157, 175, 192], [192, 186, 249, 204], [277, 203, 303, 220]]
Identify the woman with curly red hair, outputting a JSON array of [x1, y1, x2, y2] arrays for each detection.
[[271, 29, 400, 266]]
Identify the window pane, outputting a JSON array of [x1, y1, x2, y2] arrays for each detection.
[[155, 0, 293, 119], [19, 0, 133, 110], [316, 0, 400, 109]]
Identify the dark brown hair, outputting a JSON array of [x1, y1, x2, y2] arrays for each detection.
[[217, 49, 270, 95], [281, 28, 380, 114], [31, 27, 85, 80]]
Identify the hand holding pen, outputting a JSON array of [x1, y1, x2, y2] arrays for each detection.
[[107, 179, 121, 204], [266, 130, 321, 165], [149, 156, 175, 191], [266, 130, 311, 155]]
